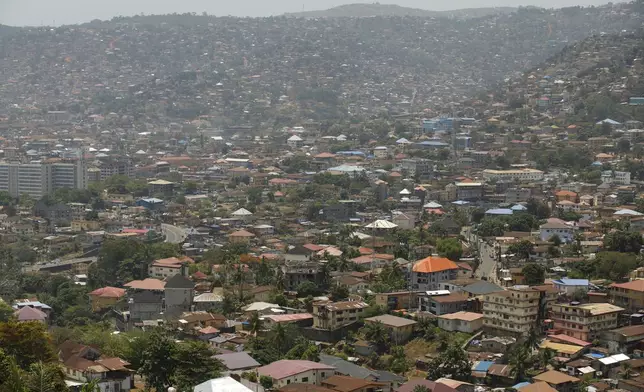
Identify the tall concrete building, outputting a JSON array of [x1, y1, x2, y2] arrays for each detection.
[[0, 156, 87, 198]]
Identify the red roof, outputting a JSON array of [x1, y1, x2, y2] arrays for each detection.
[[547, 334, 592, 347], [192, 271, 207, 280], [302, 243, 324, 252], [413, 256, 459, 273], [89, 286, 126, 298], [611, 280, 644, 292], [229, 229, 255, 238]]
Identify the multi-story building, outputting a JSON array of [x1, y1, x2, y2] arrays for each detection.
[[410, 256, 459, 291], [610, 280, 644, 312], [97, 158, 132, 181], [505, 188, 532, 203], [482, 168, 544, 182], [550, 302, 624, 341], [282, 260, 323, 291], [400, 158, 433, 177], [455, 182, 484, 201], [601, 170, 631, 185], [0, 158, 86, 198], [482, 286, 541, 338], [312, 300, 369, 330], [58, 341, 133, 392]]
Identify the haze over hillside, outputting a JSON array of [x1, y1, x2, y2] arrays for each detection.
[[0, 0, 629, 26], [284, 3, 517, 18]]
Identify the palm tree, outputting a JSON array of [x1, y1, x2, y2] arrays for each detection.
[[539, 348, 556, 370], [509, 346, 530, 382], [362, 321, 389, 353], [621, 362, 633, 380], [249, 312, 263, 337], [271, 324, 287, 357], [524, 327, 541, 353], [23, 362, 68, 392], [79, 380, 100, 392]]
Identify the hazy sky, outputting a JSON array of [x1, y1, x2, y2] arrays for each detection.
[[1, 0, 619, 26]]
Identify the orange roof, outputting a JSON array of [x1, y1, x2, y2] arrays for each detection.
[[314, 152, 336, 158], [229, 229, 255, 237], [413, 256, 459, 273], [611, 280, 644, 292]]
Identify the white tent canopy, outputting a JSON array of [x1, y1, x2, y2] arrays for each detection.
[[423, 201, 443, 208], [365, 220, 398, 229], [232, 208, 253, 216]]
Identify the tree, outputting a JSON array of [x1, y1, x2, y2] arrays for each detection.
[[617, 138, 631, 154], [138, 330, 177, 392], [526, 198, 550, 219], [330, 285, 350, 301], [603, 231, 644, 254], [413, 386, 431, 392], [621, 362, 633, 380], [508, 240, 534, 260], [296, 281, 321, 297], [388, 345, 410, 374], [362, 321, 389, 353], [23, 361, 68, 392], [172, 341, 223, 391], [0, 321, 56, 368], [549, 234, 562, 247], [436, 238, 463, 261], [521, 264, 545, 285], [260, 375, 274, 390], [539, 348, 556, 370], [509, 346, 530, 382], [427, 344, 471, 381], [0, 301, 15, 322], [249, 312, 263, 337]]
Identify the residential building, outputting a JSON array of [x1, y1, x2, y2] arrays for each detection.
[[505, 188, 532, 203], [610, 280, 644, 312], [88, 286, 126, 311], [532, 370, 580, 392], [482, 286, 541, 338], [364, 314, 417, 344], [552, 278, 589, 295], [312, 301, 369, 330], [257, 359, 335, 388], [164, 274, 195, 318], [400, 158, 433, 177], [411, 256, 459, 291], [97, 158, 132, 180], [601, 170, 631, 185], [123, 278, 166, 326], [482, 168, 544, 182], [58, 340, 133, 392], [438, 311, 484, 333], [33, 200, 73, 225], [550, 302, 623, 341], [421, 292, 470, 315], [375, 291, 422, 311], [455, 182, 484, 201], [14, 306, 48, 323], [214, 352, 261, 374], [539, 221, 574, 242], [71, 220, 101, 232], [321, 375, 386, 392], [148, 256, 192, 279], [602, 325, 644, 354], [282, 260, 323, 291]]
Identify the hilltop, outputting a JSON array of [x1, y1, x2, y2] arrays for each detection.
[[0, 2, 642, 126], [284, 3, 516, 18]]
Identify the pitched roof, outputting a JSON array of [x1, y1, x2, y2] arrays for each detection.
[[14, 306, 47, 321], [229, 229, 256, 237], [413, 256, 459, 273], [319, 354, 378, 380], [124, 278, 166, 290], [611, 280, 644, 292], [533, 370, 580, 385], [88, 286, 126, 298], [365, 314, 417, 328], [396, 380, 458, 392], [438, 311, 483, 322], [258, 360, 334, 379], [322, 375, 385, 392], [431, 293, 469, 303], [519, 382, 559, 392], [214, 352, 261, 370], [194, 376, 254, 392], [463, 280, 504, 295]]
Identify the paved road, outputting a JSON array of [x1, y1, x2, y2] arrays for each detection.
[[476, 241, 499, 283], [162, 223, 186, 244]]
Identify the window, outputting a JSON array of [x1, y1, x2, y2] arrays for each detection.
[[321, 372, 325, 377], [287, 380, 291, 384], [302, 377, 309, 382]]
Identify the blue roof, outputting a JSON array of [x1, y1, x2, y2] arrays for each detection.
[[554, 278, 589, 286], [474, 361, 494, 372], [588, 353, 605, 359], [591, 161, 603, 166], [335, 151, 365, 156], [511, 204, 528, 211], [140, 197, 164, 203], [13, 301, 51, 310], [452, 200, 470, 205], [417, 141, 449, 146], [485, 208, 514, 215], [513, 382, 531, 389]]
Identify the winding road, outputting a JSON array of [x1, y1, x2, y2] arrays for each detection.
[[162, 223, 187, 244]]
